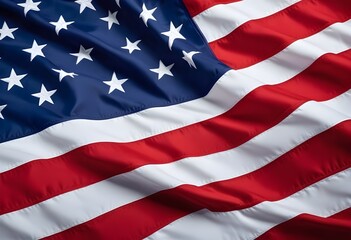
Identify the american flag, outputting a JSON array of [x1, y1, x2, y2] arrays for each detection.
[[0, 0, 350, 239]]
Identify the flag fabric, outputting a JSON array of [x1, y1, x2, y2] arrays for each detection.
[[0, 0, 351, 239]]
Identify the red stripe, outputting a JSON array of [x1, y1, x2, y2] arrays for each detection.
[[2, 50, 351, 216], [209, 0, 351, 69], [257, 208, 351, 240], [43, 119, 351, 240], [182, 0, 241, 17]]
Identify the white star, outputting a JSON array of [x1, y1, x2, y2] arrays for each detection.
[[52, 69, 77, 81], [100, 11, 119, 30], [70, 45, 93, 64], [32, 84, 56, 106], [115, 0, 120, 7], [121, 38, 141, 54], [18, 0, 41, 16], [0, 22, 18, 41], [50, 16, 74, 35], [139, 3, 157, 27], [0, 105, 7, 119], [150, 61, 174, 80], [1, 69, 27, 91], [75, 0, 96, 14], [103, 72, 128, 94], [23, 40, 46, 61], [161, 22, 186, 50], [182, 51, 200, 69]]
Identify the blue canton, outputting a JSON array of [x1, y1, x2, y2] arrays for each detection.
[[0, 0, 229, 143]]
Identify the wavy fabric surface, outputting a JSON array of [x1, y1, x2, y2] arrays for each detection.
[[0, 0, 350, 239]]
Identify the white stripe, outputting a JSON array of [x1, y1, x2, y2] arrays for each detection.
[[146, 168, 351, 240], [193, 0, 300, 42], [1, 20, 351, 173], [1, 89, 350, 239]]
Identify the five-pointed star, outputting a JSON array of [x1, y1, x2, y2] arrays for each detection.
[[70, 45, 93, 64], [50, 16, 74, 35], [18, 0, 41, 16], [182, 51, 200, 69], [32, 84, 56, 106], [103, 72, 128, 94], [52, 69, 77, 81], [150, 61, 174, 80], [0, 104, 6, 119], [0, 21, 18, 41], [23, 40, 46, 61], [75, 0, 96, 13], [121, 38, 141, 54], [1, 69, 27, 91], [100, 11, 119, 30], [139, 3, 157, 27], [162, 22, 186, 50]]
